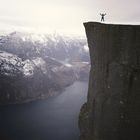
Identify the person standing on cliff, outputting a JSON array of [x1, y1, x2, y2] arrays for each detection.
[[100, 13, 106, 22]]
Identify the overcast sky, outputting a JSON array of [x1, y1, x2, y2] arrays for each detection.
[[0, 0, 140, 35]]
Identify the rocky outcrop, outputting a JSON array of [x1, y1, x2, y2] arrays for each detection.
[[79, 22, 140, 140]]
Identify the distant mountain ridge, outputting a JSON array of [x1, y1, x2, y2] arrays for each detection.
[[0, 31, 89, 63]]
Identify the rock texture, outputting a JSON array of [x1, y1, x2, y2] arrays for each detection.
[[79, 22, 140, 140]]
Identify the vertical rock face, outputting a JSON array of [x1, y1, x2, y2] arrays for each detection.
[[79, 22, 140, 140]]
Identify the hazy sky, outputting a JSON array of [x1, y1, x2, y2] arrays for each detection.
[[0, 0, 140, 35]]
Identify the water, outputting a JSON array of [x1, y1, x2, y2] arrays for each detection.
[[0, 81, 88, 140]]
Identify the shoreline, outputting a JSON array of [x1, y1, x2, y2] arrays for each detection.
[[0, 80, 88, 106]]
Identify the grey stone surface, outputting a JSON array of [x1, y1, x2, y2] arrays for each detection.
[[79, 22, 140, 140]]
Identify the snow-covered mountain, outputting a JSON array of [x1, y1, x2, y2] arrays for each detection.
[[0, 31, 89, 63], [0, 32, 90, 104]]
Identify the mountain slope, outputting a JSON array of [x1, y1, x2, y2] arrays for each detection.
[[0, 32, 90, 104]]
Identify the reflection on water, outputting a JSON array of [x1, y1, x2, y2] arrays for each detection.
[[0, 81, 88, 140]]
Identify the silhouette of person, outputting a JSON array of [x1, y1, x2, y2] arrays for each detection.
[[100, 13, 106, 22]]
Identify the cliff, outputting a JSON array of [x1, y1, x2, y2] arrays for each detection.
[[79, 22, 140, 140]]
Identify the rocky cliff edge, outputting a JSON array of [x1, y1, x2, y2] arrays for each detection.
[[79, 22, 140, 140]]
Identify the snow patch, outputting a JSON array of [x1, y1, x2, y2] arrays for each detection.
[[83, 45, 89, 52], [32, 57, 47, 74], [82, 62, 90, 64], [64, 63, 72, 67], [23, 60, 34, 76]]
